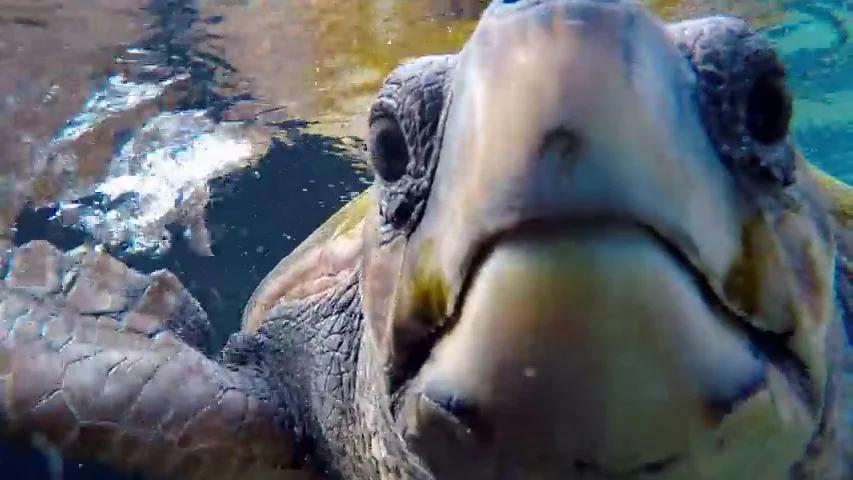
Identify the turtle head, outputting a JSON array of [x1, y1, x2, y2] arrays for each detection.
[[361, 0, 837, 477]]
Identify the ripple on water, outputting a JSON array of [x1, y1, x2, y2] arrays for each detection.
[[53, 108, 268, 257]]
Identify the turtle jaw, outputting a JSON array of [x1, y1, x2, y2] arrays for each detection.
[[396, 224, 755, 477], [394, 222, 816, 478]]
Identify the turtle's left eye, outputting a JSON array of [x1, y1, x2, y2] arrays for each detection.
[[746, 71, 791, 145], [367, 53, 456, 240], [369, 116, 409, 183], [668, 16, 797, 187]]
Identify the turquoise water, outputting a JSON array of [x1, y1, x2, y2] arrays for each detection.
[[776, 1, 853, 181]]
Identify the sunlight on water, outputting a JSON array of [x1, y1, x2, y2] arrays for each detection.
[[53, 109, 266, 257], [52, 75, 176, 144]]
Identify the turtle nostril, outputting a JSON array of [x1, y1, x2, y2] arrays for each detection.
[[422, 384, 480, 427], [538, 127, 585, 162]]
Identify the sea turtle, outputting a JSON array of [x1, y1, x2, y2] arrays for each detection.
[[1, 0, 852, 478]]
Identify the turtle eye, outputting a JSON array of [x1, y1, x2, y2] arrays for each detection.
[[745, 71, 792, 145], [667, 16, 798, 187], [369, 117, 409, 183]]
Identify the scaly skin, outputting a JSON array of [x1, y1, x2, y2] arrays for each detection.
[[2, 1, 853, 479], [0, 241, 317, 479]]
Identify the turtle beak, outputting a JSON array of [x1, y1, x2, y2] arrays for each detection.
[[385, 1, 815, 477]]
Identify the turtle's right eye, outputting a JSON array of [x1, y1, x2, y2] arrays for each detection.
[[369, 116, 409, 183]]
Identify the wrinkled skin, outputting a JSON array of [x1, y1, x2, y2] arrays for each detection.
[[2, 1, 853, 479]]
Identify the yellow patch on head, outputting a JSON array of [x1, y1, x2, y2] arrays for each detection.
[[809, 166, 853, 229], [720, 191, 836, 435], [408, 269, 450, 331], [394, 239, 451, 332], [724, 217, 794, 332]]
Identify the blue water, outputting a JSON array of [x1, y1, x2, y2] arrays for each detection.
[[1, 1, 852, 479], [778, 2, 853, 180]]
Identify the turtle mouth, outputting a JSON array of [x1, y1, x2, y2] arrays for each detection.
[[395, 215, 817, 475], [451, 216, 703, 324], [450, 215, 814, 412]]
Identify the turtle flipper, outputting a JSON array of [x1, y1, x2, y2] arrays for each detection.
[[0, 241, 312, 479]]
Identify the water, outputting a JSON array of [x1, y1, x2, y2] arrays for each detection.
[[775, 2, 853, 181], [0, 0, 850, 478]]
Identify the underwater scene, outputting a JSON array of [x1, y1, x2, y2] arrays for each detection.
[[0, 0, 852, 479]]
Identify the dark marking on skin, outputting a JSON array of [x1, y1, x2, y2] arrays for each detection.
[[536, 128, 584, 165]]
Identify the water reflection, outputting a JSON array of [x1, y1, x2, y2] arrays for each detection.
[[0, 1, 145, 231], [0, 0, 277, 255]]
